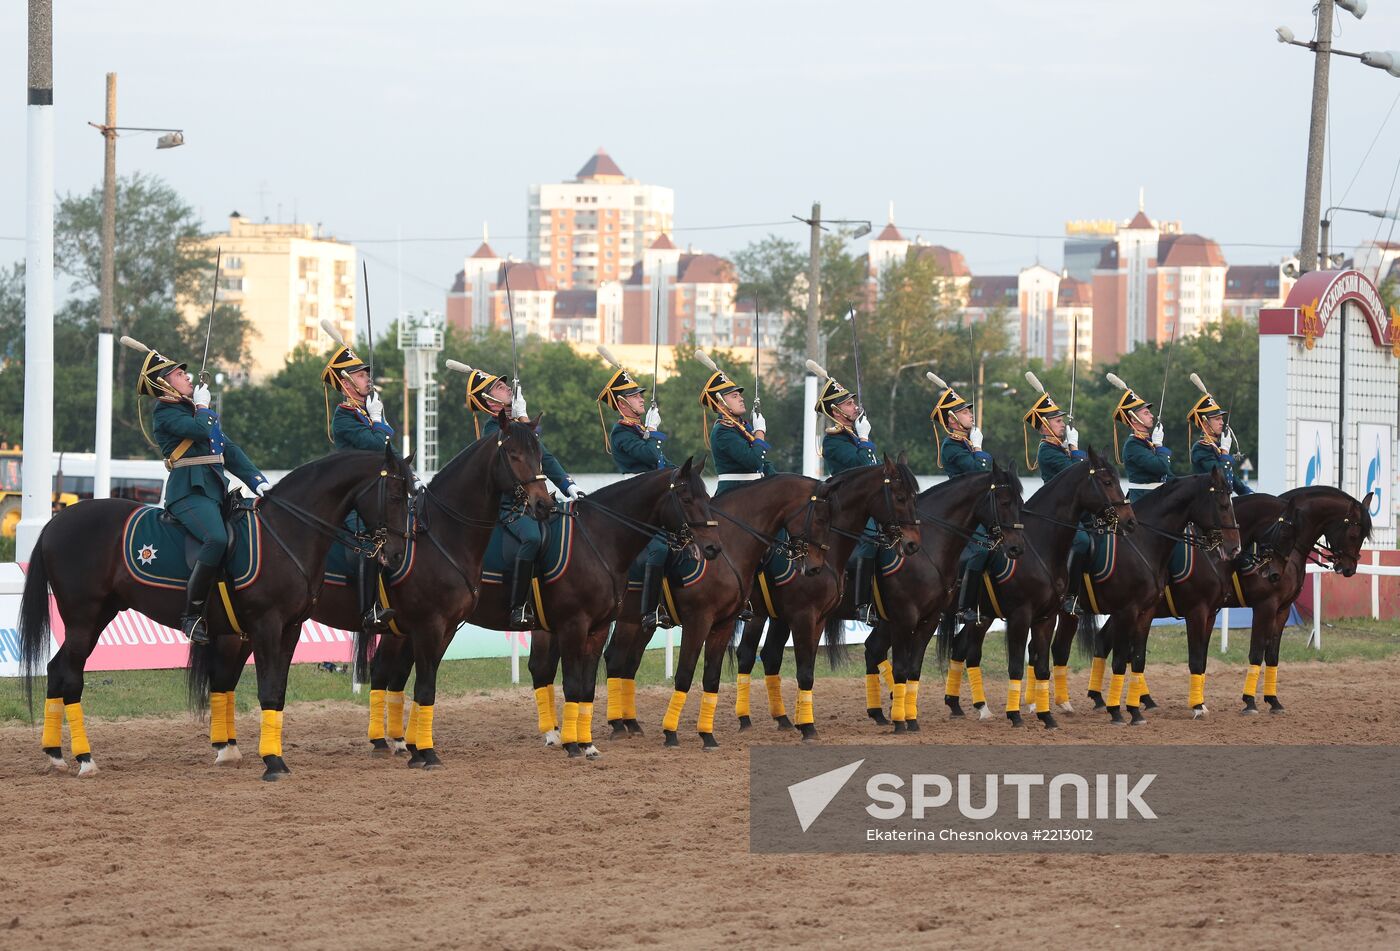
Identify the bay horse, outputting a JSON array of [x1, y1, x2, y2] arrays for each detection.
[[861, 466, 1029, 732], [1164, 486, 1370, 715], [598, 473, 836, 749], [732, 456, 924, 740], [18, 445, 414, 779], [1054, 468, 1242, 725], [937, 448, 1135, 729], [364, 456, 723, 759], [195, 413, 551, 771]]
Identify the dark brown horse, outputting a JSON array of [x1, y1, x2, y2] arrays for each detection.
[[938, 449, 1135, 729], [195, 413, 552, 771], [365, 457, 723, 759], [599, 473, 835, 749], [732, 457, 924, 740], [860, 466, 1029, 731], [18, 445, 414, 779]]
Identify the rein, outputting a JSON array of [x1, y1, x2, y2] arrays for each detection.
[[571, 478, 717, 553]]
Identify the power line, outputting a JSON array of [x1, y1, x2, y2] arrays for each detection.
[[347, 219, 797, 244]]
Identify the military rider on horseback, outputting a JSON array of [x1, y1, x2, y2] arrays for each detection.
[[1111, 375, 1174, 504], [1024, 387, 1091, 613], [813, 364, 880, 625], [141, 348, 270, 645], [700, 356, 774, 496], [931, 374, 994, 623]]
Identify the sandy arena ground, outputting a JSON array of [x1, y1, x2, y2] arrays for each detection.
[[3, 656, 1399, 950]]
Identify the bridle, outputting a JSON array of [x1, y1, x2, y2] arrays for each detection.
[[421, 425, 547, 531], [710, 488, 833, 571], [1308, 504, 1364, 573], [825, 468, 922, 553], [1135, 480, 1239, 553], [1023, 463, 1131, 537], [573, 474, 720, 556]]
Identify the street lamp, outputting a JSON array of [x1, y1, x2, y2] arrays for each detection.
[[1321, 205, 1400, 270], [1276, 0, 1393, 274], [89, 72, 184, 500]]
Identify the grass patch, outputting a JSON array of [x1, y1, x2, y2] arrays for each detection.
[[0, 536, 14, 562], [2, 619, 1397, 723]]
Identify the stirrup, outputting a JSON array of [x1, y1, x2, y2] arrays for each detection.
[[855, 604, 879, 626], [1061, 595, 1081, 615], [738, 601, 754, 622], [510, 603, 536, 628], [183, 615, 210, 646], [954, 607, 980, 624], [363, 604, 397, 633]]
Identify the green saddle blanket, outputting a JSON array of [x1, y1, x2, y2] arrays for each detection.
[[122, 505, 260, 591], [625, 545, 708, 591], [323, 533, 418, 588], [481, 503, 577, 586]]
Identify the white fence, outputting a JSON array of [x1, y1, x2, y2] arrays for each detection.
[[1304, 555, 1400, 649]]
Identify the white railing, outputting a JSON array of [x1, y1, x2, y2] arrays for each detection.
[[1305, 554, 1400, 649]]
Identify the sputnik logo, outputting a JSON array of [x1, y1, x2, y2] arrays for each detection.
[[787, 759, 864, 832]]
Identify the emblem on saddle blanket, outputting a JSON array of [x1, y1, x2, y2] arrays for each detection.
[[121, 506, 261, 590]]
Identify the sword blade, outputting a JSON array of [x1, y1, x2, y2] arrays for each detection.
[[362, 260, 375, 383], [200, 246, 221, 383], [503, 264, 521, 389]]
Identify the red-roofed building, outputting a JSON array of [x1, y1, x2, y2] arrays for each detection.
[[1222, 262, 1295, 320], [864, 207, 972, 309]]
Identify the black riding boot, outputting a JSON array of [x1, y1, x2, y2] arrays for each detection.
[[359, 558, 396, 633], [181, 561, 219, 646], [954, 566, 980, 624], [509, 558, 537, 628], [639, 564, 672, 632], [852, 556, 878, 626], [1062, 551, 1088, 615]]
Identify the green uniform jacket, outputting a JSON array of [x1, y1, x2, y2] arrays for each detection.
[[609, 420, 668, 474], [822, 426, 877, 475], [1123, 432, 1174, 502], [1191, 438, 1252, 497], [1037, 439, 1086, 481], [153, 398, 266, 504], [332, 401, 396, 453], [940, 432, 992, 477], [482, 416, 574, 495], [712, 420, 775, 495]]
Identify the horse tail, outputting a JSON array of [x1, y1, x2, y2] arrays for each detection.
[[934, 610, 956, 668], [185, 638, 213, 714], [823, 613, 848, 669], [354, 626, 379, 685], [17, 537, 53, 718], [1076, 609, 1100, 661]]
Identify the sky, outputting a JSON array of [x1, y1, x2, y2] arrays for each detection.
[[7, 0, 1400, 323]]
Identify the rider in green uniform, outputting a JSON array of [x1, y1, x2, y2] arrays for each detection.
[[141, 347, 269, 645], [932, 378, 993, 622], [1113, 377, 1173, 504], [815, 367, 880, 625], [597, 361, 672, 634], [701, 360, 774, 496], [1188, 389, 1252, 497], [323, 340, 398, 632], [1025, 389, 1090, 613], [463, 365, 579, 627]]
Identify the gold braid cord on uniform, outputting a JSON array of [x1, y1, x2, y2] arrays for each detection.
[[930, 386, 971, 468], [1111, 386, 1150, 463], [1021, 392, 1062, 471], [596, 367, 645, 452], [321, 344, 371, 444], [135, 350, 189, 450]]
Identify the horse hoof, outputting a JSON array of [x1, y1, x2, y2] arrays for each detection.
[[260, 755, 290, 782], [1128, 707, 1147, 726], [418, 749, 444, 770], [608, 722, 629, 740], [215, 743, 243, 766], [406, 755, 426, 770], [369, 738, 391, 756], [867, 708, 889, 725], [623, 718, 645, 736], [543, 729, 562, 748], [700, 732, 719, 750], [1037, 712, 1059, 731], [775, 715, 794, 731], [798, 724, 817, 742], [977, 706, 993, 721], [583, 745, 602, 760], [565, 743, 582, 758], [45, 754, 68, 773], [1057, 701, 1075, 714], [76, 754, 99, 777], [1087, 690, 1105, 710], [737, 716, 752, 731], [945, 696, 965, 718], [663, 730, 680, 748], [1265, 697, 1285, 714], [1240, 707, 1260, 716], [1192, 705, 1209, 719], [905, 719, 921, 733], [892, 721, 907, 734], [1006, 712, 1023, 727], [389, 738, 408, 755], [1106, 707, 1124, 725]]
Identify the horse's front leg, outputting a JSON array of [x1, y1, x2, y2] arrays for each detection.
[[863, 622, 892, 725], [528, 628, 562, 747], [405, 621, 452, 770], [253, 623, 300, 781]]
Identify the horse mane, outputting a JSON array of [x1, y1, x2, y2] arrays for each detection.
[[269, 449, 386, 497], [1279, 484, 1374, 543], [585, 466, 675, 506], [1130, 473, 1207, 520], [429, 418, 537, 490]]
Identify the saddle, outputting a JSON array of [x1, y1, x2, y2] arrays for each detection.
[[155, 490, 250, 571], [125, 497, 261, 591]]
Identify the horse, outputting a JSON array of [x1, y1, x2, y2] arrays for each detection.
[[364, 456, 723, 760], [1174, 486, 1370, 715], [598, 473, 836, 749], [18, 444, 414, 779], [937, 448, 1135, 729], [1053, 467, 1242, 725], [195, 413, 552, 771], [860, 466, 1029, 732], [732, 456, 924, 740]]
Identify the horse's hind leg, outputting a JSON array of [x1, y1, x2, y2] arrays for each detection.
[[604, 618, 641, 739], [528, 629, 563, 747], [662, 612, 713, 749], [696, 621, 731, 750], [863, 624, 891, 724], [1263, 608, 1287, 714], [1029, 617, 1059, 730], [759, 619, 794, 730], [963, 621, 994, 721], [577, 624, 612, 759], [733, 613, 766, 729], [209, 638, 254, 766], [1088, 614, 1115, 710], [1185, 606, 1213, 719], [44, 599, 119, 776], [1050, 612, 1076, 712], [405, 625, 452, 771]]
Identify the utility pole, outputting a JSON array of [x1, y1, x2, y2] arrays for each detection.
[[95, 72, 117, 500], [1298, 0, 1335, 274], [804, 202, 822, 477], [18, 0, 55, 562]]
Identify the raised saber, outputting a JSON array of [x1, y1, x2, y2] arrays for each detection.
[[651, 285, 662, 410], [846, 304, 863, 408], [361, 260, 376, 388], [502, 264, 521, 394], [1158, 318, 1179, 417], [199, 246, 221, 384], [751, 296, 761, 413], [1068, 314, 1078, 422]]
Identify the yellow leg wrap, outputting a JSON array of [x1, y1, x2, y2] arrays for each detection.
[[552, 684, 561, 729], [878, 658, 894, 695], [42, 697, 63, 749], [891, 682, 907, 722], [577, 702, 593, 744], [406, 702, 420, 748], [622, 679, 637, 720], [698, 692, 718, 733], [1024, 668, 1038, 709], [1035, 680, 1050, 712], [65, 702, 91, 758], [1135, 671, 1150, 698], [944, 659, 965, 698], [1005, 680, 1022, 714], [606, 677, 623, 721], [905, 681, 920, 720], [1189, 673, 1206, 708], [1126, 673, 1144, 709], [368, 689, 386, 741], [1243, 664, 1261, 698], [1088, 656, 1106, 692], [560, 701, 580, 745], [1053, 665, 1070, 704], [1263, 665, 1279, 696], [662, 690, 687, 732], [416, 705, 434, 751], [210, 692, 230, 745], [533, 686, 556, 733], [968, 666, 987, 706], [386, 690, 406, 739], [735, 673, 752, 717], [1108, 673, 1125, 707], [795, 689, 814, 726], [224, 691, 237, 741], [764, 674, 786, 718], [258, 708, 283, 758], [864, 673, 882, 709]]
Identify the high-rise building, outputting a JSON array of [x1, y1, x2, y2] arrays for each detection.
[[187, 213, 356, 381], [527, 150, 675, 290]]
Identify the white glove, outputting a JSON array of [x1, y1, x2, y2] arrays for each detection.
[[750, 411, 767, 433], [1220, 431, 1233, 454], [567, 484, 584, 500], [511, 386, 527, 420], [255, 482, 270, 497], [969, 426, 984, 450], [1151, 422, 1165, 445], [192, 383, 211, 408], [855, 415, 872, 440], [365, 390, 384, 423], [1066, 425, 1080, 448], [645, 405, 662, 430]]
